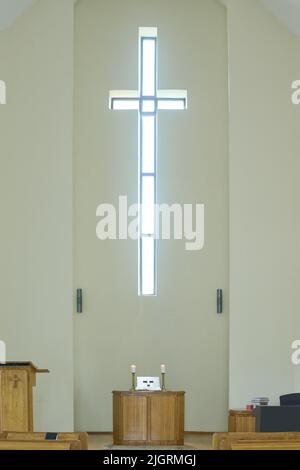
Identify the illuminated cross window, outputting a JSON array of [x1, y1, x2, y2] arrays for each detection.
[[109, 27, 187, 296]]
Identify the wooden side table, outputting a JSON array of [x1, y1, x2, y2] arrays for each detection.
[[113, 390, 185, 446], [228, 409, 256, 432]]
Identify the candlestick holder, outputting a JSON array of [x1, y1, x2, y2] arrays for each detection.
[[131, 372, 136, 391], [161, 372, 166, 391]]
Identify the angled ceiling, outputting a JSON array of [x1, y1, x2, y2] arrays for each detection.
[[220, 0, 300, 37], [0, 0, 34, 31], [0, 0, 300, 37], [261, 0, 300, 36]]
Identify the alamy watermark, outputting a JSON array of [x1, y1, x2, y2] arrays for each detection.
[[0, 80, 6, 105], [291, 340, 300, 365], [291, 80, 300, 105], [96, 196, 205, 251], [0, 341, 6, 363]]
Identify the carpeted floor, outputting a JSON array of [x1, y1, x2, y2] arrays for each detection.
[[88, 433, 213, 450]]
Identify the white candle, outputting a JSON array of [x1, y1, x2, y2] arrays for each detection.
[[161, 364, 166, 374], [130, 365, 136, 373]]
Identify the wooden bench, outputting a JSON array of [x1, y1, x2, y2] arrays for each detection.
[[212, 432, 300, 450], [0, 432, 88, 450], [0, 440, 81, 450], [231, 439, 300, 450]]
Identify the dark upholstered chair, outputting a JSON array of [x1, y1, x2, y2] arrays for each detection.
[[255, 406, 300, 432], [253, 395, 300, 432], [280, 394, 300, 406]]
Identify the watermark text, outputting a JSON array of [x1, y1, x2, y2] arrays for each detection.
[[96, 196, 205, 251], [0, 80, 6, 105]]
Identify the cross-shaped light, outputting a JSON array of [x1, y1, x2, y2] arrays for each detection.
[[109, 27, 187, 296]]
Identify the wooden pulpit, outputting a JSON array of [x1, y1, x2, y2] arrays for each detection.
[[0, 362, 49, 432], [113, 390, 185, 445]]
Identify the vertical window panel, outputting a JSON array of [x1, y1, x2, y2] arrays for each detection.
[[141, 115, 155, 173], [141, 176, 155, 235], [142, 39, 156, 97], [141, 237, 155, 295]]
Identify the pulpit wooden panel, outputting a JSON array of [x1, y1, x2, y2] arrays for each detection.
[[0, 370, 29, 432], [122, 394, 147, 442], [0, 362, 48, 432], [149, 394, 177, 442], [113, 391, 185, 446]]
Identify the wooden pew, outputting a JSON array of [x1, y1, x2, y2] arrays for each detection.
[[0, 432, 88, 450], [212, 432, 300, 450], [231, 440, 300, 450], [0, 440, 81, 450]]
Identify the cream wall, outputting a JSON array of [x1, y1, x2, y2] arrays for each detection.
[[226, 0, 300, 407], [0, 0, 74, 430], [74, 0, 229, 432]]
